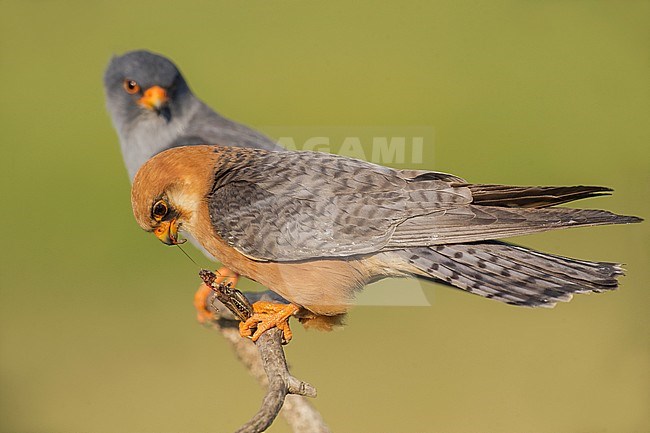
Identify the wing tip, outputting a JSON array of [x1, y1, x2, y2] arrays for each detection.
[[615, 215, 644, 225]]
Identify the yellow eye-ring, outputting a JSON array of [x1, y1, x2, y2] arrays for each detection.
[[152, 200, 168, 220]]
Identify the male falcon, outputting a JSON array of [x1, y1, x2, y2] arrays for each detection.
[[131, 145, 641, 342], [104, 50, 283, 322]]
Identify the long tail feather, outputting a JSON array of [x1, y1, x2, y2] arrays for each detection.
[[400, 241, 624, 307], [388, 207, 641, 248], [468, 184, 613, 208]]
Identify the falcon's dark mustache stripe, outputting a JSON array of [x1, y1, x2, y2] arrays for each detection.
[[402, 241, 623, 307]]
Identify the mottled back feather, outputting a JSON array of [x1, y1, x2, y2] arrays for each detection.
[[206, 147, 640, 261]]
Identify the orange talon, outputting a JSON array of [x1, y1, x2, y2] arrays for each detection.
[[239, 301, 300, 343], [193, 267, 239, 323]]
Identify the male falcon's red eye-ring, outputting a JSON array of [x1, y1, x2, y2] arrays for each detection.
[[123, 79, 140, 94], [152, 200, 168, 220]]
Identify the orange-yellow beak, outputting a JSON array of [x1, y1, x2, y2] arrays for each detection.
[[153, 219, 185, 246], [138, 85, 169, 111]]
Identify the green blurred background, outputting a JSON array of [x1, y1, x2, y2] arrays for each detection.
[[1, 1, 648, 432]]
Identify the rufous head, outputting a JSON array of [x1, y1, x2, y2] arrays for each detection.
[[131, 145, 216, 246]]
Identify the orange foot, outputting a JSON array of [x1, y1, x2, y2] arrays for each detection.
[[193, 267, 239, 323], [239, 302, 300, 343]]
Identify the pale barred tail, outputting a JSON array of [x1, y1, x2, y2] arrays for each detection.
[[400, 241, 624, 307]]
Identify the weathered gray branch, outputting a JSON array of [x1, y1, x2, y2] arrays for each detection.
[[199, 270, 329, 433]]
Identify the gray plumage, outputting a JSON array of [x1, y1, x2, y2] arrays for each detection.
[[207, 147, 639, 261], [399, 242, 622, 307], [108, 51, 641, 310], [103, 50, 282, 180], [204, 146, 640, 307]]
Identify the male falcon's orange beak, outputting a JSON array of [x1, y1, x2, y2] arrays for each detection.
[[153, 219, 185, 245], [138, 85, 169, 111]]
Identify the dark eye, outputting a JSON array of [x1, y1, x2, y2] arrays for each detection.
[[123, 79, 140, 94], [152, 200, 168, 220]]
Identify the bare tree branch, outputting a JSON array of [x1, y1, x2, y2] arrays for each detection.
[[199, 270, 330, 433]]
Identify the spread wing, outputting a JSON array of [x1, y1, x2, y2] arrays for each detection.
[[206, 148, 638, 261]]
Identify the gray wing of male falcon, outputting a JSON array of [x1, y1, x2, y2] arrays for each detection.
[[207, 148, 640, 262]]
